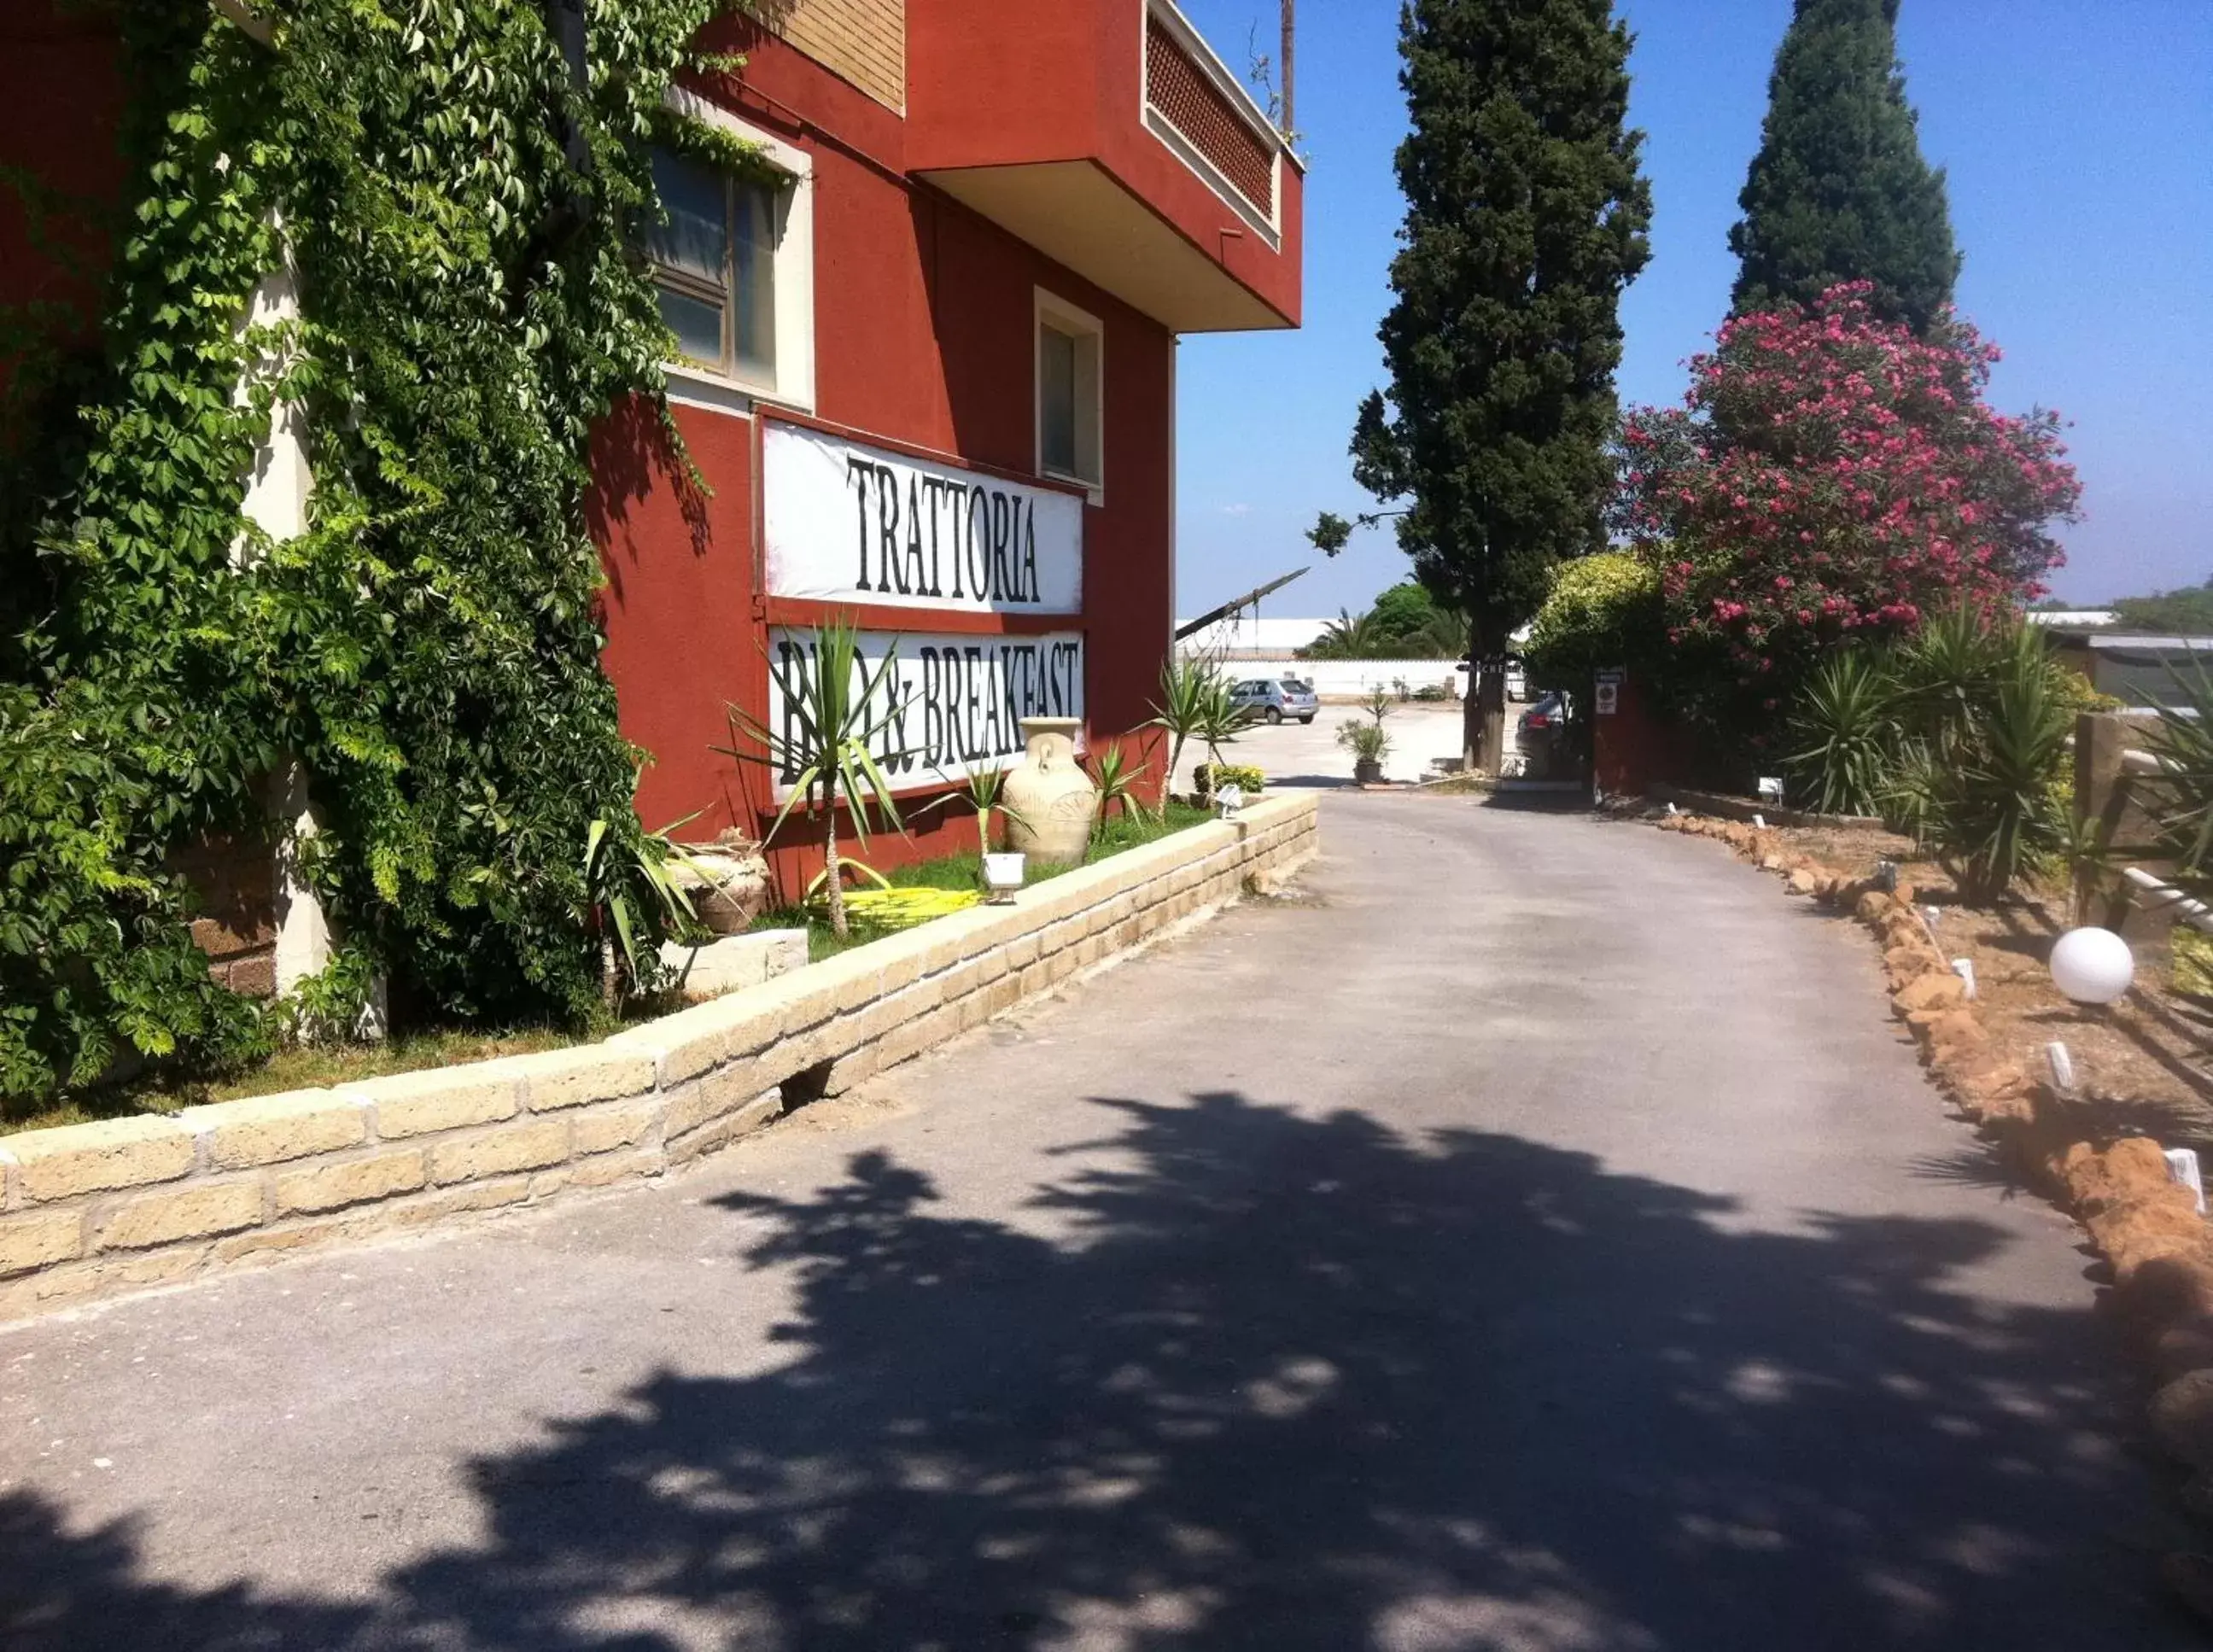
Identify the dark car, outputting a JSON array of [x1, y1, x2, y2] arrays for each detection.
[[1516, 691, 1574, 774]]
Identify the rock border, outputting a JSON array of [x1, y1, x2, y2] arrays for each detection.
[[1653, 808, 2213, 1612], [0, 795, 1320, 1322]]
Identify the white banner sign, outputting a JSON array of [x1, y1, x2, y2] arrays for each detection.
[[764, 628, 1085, 798], [764, 423, 1083, 615]]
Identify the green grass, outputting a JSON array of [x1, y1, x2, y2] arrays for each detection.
[[0, 1024, 599, 1140], [3, 803, 1220, 1136], [755, 801, 1217, 962]]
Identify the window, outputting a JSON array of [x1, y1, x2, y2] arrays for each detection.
[[643, 91, 815, 413], [647, 149, 783, 387], [1035, 290, 1104, 495]]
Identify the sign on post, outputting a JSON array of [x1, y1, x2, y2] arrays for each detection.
[[1594, 667, 1624, 717]]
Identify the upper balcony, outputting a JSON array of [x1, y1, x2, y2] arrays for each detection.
[[906, 0, 1303, 334]]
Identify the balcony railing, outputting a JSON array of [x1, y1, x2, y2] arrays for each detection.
[[1142, 1, 1281, 244]]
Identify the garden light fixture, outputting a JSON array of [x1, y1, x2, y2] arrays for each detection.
[[2049, 927, 2134, 1006]]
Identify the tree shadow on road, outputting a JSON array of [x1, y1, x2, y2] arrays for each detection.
[[3, 1093, 2189, 1649]]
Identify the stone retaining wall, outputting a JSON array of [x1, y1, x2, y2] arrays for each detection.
[[1646, 783, 1884, 831], [0, 796, 1318, 1320]]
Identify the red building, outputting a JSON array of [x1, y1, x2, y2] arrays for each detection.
[[1, 0, 1305, 902], [593, 0, 1304, 886]]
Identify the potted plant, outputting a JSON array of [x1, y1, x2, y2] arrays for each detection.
[[1337, 718, 1392, 785], [925, 766, 1033, 902], [972, 769, 1032, 902]]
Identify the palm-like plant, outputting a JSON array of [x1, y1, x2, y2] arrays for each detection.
[[1786, 650, 1899, 816], [715, 618, 908, 939], [1407, 607, 1470, 659], [1147, 658, 1233, 817], [1195, 682, 1246, 771], [581, 808, 703, 1008], [919, 764, 1031, 861], [1087, 743, 1147, 834], [1306, 607, 1388, 660]]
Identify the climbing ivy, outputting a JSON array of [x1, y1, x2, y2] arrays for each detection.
[[0, 0, 754, 1098]]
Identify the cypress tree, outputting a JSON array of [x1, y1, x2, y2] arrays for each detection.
[[1730, 0, 1959, 333], [1328, 0, 1651, 773]]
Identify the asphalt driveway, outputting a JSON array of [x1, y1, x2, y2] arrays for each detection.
[[0, 794, 2193, 1649]]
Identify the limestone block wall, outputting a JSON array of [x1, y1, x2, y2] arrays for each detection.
[[0, 795, 1317, 1318]]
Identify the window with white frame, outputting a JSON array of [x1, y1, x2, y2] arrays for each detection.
[[643, 96, 815, 412], [1036, 291, 1103, 493]]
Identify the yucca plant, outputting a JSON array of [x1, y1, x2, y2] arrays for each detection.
[[919, 764, 1032, 860], [581, 808, 704, 1008], [1899, 624, 2076, 903], [1786, 649, 1899, 817], [1146, 658, 1234, 818], [1891, 603, 2014, 757], [1087, 743, 1147, 835], [715, 618, 908, 939], [2146, 659, 2213, 900]]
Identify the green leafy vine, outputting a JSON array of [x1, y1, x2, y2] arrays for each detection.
[[0, 0, 753, 1100]]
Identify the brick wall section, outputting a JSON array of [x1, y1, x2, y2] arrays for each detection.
[[169, 830, 280, 998], [777, 0, 904, 112], [0, 795, 1317, 1318]]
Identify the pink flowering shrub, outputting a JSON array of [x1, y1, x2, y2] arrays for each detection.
[[1614, 283, 2081, 744]]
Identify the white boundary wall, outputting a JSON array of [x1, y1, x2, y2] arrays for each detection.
[[1185, 656, 1469, 700]]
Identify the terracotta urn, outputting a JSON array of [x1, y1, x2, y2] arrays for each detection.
[[1002, 717, 1099, 869], [674, 833, 773, 935]]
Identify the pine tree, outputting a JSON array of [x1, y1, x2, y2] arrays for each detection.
[[1331, 0, 1651, 773], [1730, 0, 1959, 333]]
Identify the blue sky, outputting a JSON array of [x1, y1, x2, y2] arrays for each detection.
[[1170, 0, 2213, 621]]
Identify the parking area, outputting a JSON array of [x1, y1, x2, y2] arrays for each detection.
[[1171, 700, 1473, 791]]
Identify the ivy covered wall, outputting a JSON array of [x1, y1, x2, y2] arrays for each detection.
[[0, 0, 752, 1099]]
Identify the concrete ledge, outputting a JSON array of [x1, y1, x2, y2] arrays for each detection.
[[0, 794, 1319, 1321], [660, 928, 807, 1001]]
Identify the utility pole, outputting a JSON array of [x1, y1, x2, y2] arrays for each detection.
[[1280, 0, 1296, 133]]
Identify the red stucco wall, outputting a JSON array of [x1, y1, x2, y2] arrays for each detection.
[[594, 27, 1178, 896], [1593, 676, 1696, 800], [905, 0, 1302, 327], [0, 3, 130, 404]]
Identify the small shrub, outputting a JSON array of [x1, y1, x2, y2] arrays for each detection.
[[1194, 762, 1264, 796], [1522, 552, 1662, 694]]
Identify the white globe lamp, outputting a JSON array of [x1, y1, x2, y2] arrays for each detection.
[[2049, 927, 2134, 1006]]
